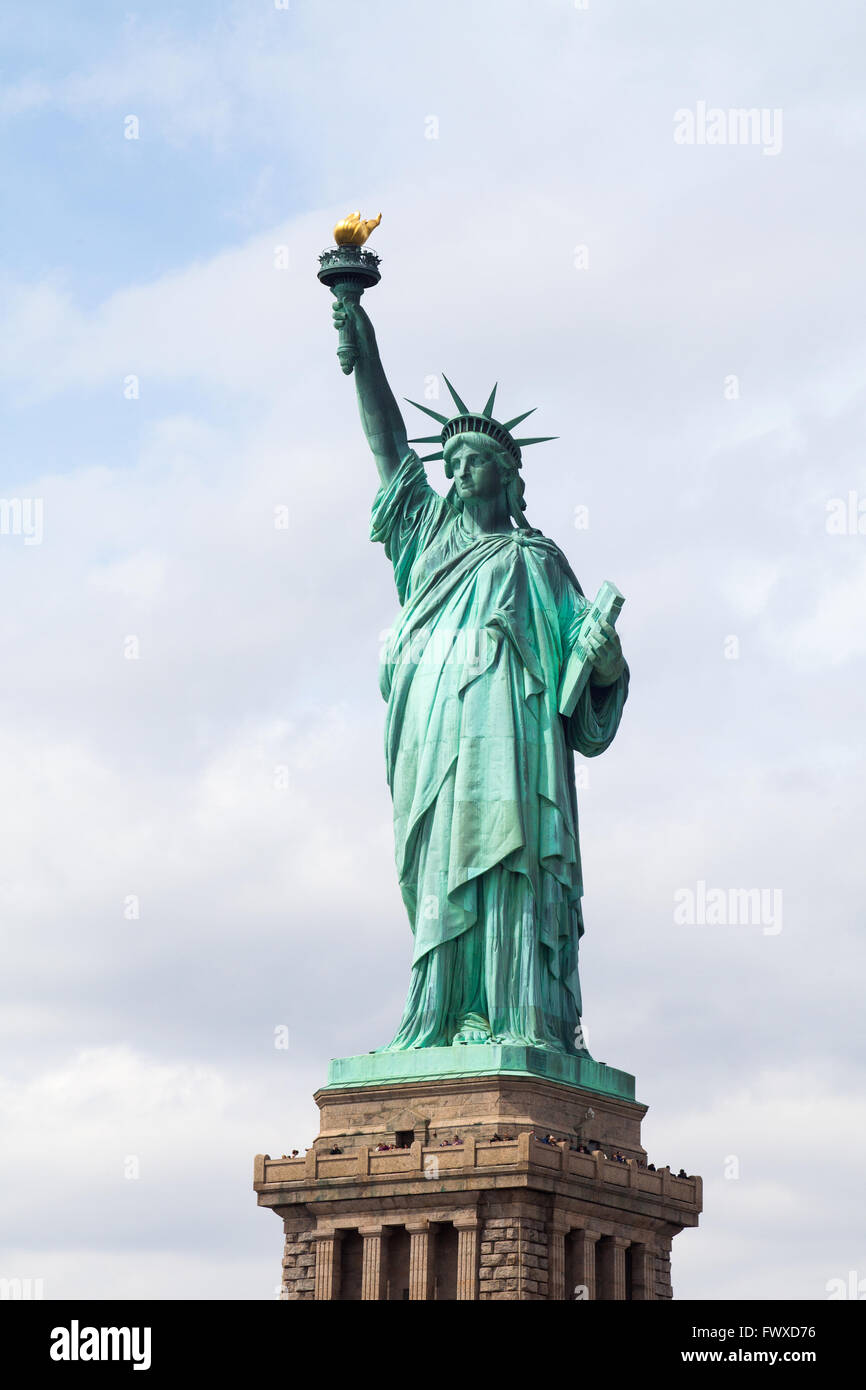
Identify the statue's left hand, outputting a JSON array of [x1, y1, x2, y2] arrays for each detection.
[[584, 618, 624, 686]]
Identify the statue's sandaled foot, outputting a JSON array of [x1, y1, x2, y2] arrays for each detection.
[[452, 1014, 492, 1045]]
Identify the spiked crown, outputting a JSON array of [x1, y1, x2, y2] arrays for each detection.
[[406, 376, 556, 474]]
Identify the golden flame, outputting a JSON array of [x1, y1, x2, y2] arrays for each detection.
[[333, 211, 382, 246]]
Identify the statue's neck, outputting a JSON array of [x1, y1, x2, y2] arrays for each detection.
[[460, 495, 513, 536]]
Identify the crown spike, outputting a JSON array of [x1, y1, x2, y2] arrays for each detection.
[[409, 434, 446, 444], [418, 451, 445, 462], [441, 374, 470, 415], [513, 436, 557, 447], [405, 398, 449, 425], [481, 383, 498, 419], [501, 407, 537, 431]]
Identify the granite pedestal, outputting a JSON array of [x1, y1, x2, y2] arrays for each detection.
[[254, 1048, 702, 1300]]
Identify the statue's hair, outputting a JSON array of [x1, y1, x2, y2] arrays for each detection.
[[443, 434, 531, 530], [505, 468, 529, 529]]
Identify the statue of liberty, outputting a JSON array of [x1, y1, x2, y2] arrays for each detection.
[[329, 244, 629, 1057]]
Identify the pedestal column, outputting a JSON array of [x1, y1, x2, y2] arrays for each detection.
[[454, 1218, 479, 1300], [572, 1227, 600, 1300], [598, 1234, 630, 1300], [359, 1225, 387, 1300], [631, 1241, 657, 1301], [547, 1216, 571, 1301], [312, 1230, 341, 1300], [406, 1221, 434, 1301]]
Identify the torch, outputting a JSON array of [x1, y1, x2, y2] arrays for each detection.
[[318, 211, 382, 375]]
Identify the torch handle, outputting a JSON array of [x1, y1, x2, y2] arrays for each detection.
[[331, 284, 363, 376]]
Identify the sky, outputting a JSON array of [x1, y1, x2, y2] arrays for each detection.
[[1, 0, 865, 1302]]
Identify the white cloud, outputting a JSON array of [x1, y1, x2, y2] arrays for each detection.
[[0, 1044, 322, 1297], [775, 555, 866, 669], [648, 1069, 866, 1299]]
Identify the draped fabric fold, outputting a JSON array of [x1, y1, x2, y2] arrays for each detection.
[[370, 451, 628, 1051]]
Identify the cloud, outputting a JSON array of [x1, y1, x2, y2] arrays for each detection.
[[648, 1068, 866, 1300], [0, 1044, 323, 1297], [775, 554, 866, 669]]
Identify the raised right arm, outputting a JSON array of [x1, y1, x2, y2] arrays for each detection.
[[331, 297, 409, 485]]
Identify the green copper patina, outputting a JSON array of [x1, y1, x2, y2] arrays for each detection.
[[322, 230, 630, 1093], [324, 1046, 635, 1100]]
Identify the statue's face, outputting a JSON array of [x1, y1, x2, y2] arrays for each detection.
[[447, 439, 506, 502]]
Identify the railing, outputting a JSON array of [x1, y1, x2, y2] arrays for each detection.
[[254, 1137, 701, 1206]]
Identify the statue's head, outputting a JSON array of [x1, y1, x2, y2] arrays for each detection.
[[443, 433, 527, 523], [444, 433, 512, 496], [406, 377, 556, 530]]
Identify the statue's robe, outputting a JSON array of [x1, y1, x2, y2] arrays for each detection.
[[371, 452, 629, 1050]]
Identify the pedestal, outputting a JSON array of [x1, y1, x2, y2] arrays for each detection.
[[254, 1057, 702, 1301]]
